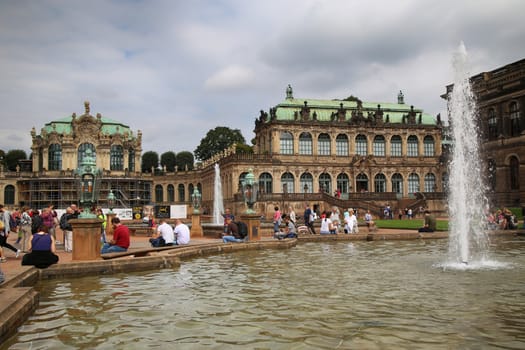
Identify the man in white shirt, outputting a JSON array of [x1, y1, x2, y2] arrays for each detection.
[[149, 218, 175, 247], [174, 218, 190, 245]]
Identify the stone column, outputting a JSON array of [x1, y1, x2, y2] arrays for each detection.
[[240, 214, 261, 241], [69, 218, 103, 261], [191, 213, 203, 237]]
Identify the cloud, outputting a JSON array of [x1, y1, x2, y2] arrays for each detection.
[[204, 65, 256, 91], [0, 0, 524, 156]]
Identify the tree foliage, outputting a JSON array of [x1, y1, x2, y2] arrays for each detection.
[[141, 151, 159, 173], [175, 151, 194, 171], [235, 144, 253, 154], [5, 149, 27, 171], [160, 151, 176, 172], [194, 127, 246, 161]]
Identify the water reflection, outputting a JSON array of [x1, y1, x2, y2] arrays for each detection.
[[4, 238, 525, 349]]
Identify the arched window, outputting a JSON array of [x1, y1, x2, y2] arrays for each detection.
[[128, 148, 135, 171], [77, 143, 96, 168], [300, 173, 313, 193], [110, 145, 124, 171], [355, 173, 368, 192], [423, 136, 435, 157], [373, 135, 385, 157], [318, 133, 331, 156], [510, 156, 520, 190], [336, 134, 349, 156], [510, 102, 521, 137], [280, 132, 293, 154], [319, 173, 331, 194], [408, 173, 420, 194], [374, 173, 386, 192], [355, 134, 367, 156], [488, 108, 498, 140], [391, 173, 403, 195], [299, 132, 313, 155], [259, 172, 273, 194], [178, 184, 185, 202], [336, 173, 349, 194], [390, 135, 402, 157], [424, 173, 436, 192], [407, 136, 419, 157], [4, 185, 15, 205], [155, 184, 163, 203], [48, 144, 62, 170], [167, 184, 175, 202], [281, 172, 295, 193], [487, 160, 496, 191]]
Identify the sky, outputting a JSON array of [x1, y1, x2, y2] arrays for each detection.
[[1, 0, 524, 158]]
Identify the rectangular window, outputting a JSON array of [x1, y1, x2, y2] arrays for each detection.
[[373, 142, 385, 157], [318, 140, 330, 155], [336, 140, 348, 156], [280, 139, 293, 154], [299, 140, 312, 155]]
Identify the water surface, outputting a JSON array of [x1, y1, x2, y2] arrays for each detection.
[[4, 238, 525, 349]]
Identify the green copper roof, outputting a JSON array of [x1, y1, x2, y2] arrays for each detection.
[[42, 115, 135, 138], [273, 96, 436, 125]]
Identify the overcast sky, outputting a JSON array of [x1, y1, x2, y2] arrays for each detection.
[[1, 0, 524, 157]]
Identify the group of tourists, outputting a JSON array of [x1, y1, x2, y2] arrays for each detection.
[[0, 203, 60, 269]]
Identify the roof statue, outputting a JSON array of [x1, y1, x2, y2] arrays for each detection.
[[398, 90, 405, 104], [286, 84, 293, 100]]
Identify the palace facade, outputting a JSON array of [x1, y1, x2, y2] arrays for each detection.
[[449, 58, 525, 209], [0, 85, 448, 218]]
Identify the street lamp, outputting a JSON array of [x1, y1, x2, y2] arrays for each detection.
[[242, 168, 258, 214], [76, 149, 101, 218], [107, 190, 116, 214], [191, 188, 201, 214]]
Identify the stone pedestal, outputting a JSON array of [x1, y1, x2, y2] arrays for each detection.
[[191, 213, 203, 237], [69, 218, 103, 261], [240, 214, 261, 241], [105, 213, 116, 236]]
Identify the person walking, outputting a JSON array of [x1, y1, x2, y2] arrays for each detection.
[[0, 204, 21, 259], [19, 206, 32, 253], [303, 204, 316, 234]]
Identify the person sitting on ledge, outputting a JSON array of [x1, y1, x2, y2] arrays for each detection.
[[174, 218, 190, 245], [418, 210, 437, 233], [274, 215, 298, 240], [101, 217, 130, 254], [22, 224, 59, 268], [149, 218, 175, 247], [222, 217, 244, 243]]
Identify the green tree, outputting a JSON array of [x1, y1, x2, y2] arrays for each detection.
[[141, 151, 159, 173], [194, 126, 246, 161], [5, 149, 27, 171], [235, 144, 253, 154], [160, 151, 176, 172], [175, 151, 194, 171]]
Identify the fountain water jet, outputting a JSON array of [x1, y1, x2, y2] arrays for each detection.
[[446, 42, 490, 266], [212, 163, 224, 225]]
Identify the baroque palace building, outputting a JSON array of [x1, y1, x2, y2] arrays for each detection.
[[0, 86, 449, 218], [446, 58, 525, 209]]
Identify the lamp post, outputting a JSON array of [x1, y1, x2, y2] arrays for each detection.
[[76, 149, 101, 218], [242, 168, 258, 214], [191, 188, 202, 214], [105, 190, 117, 237], [107, 190, 116, 214], [190, 188, 203, 237], [240, 168, 261, 241], [70, 148, 103, 260]]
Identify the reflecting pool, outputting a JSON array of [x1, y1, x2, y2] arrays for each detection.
[[4, 238, 525, 349]]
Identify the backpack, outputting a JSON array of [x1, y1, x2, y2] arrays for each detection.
[[8, 213, 17, 231], [59, 213, 69, 230], [236, 221, 248, 238]]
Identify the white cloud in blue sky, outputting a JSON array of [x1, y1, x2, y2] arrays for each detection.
[[0, 0, 524, 157]]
